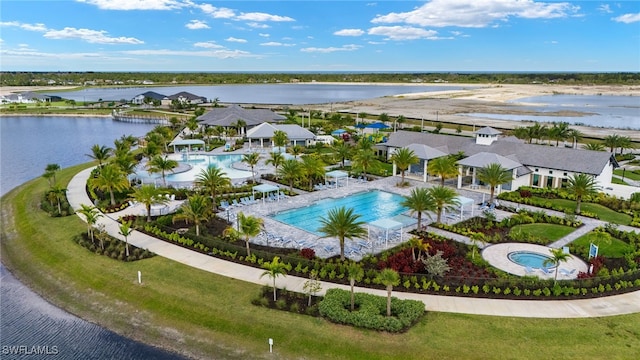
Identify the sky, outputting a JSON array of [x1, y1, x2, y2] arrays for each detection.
[[1, 0, 639, 72]]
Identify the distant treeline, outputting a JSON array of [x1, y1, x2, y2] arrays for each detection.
[[2, 71, 639, 87]]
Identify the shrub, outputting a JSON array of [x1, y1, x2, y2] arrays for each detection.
[[300, 248, 316, 260]]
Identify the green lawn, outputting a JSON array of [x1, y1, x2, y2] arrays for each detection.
[[534, 197, 632, 225], [2, 164, 640, 360], [614, 169, 640, 181], [510, 223, 576, 242], [572, 233, 634, 258]]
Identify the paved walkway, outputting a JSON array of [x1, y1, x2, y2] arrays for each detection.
[[66, 167, 640, 319]]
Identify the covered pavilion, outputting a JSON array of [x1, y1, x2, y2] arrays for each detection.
[[324, 170, 349, 188], [368, 218, 403, 249], [252, 183, 280, 203], [456, 152, 521, 191], [169, 139, 205, 153]]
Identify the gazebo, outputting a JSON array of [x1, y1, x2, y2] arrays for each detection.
[[252, 183, 280, 203], [454, 195, 475, 220], [325, 170, 349, 188], [369, 218, 403, 249], [168, 139, 205, 153]]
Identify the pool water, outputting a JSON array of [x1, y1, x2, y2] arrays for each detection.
[[271, 190, 414, 235], [134, 154, 253, 183], [508, 251, 554, 269]]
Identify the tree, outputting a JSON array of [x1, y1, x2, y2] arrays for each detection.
[[567, 128, 583, 149], [583, 142, 605, 151], [173, 194, 211, 236], [44, 163, 61, 186], [428, 186, 460, 224], [272, 130, 288, 148], [351, 149, 380, 179], [288, 144, 304, 159], [303, 270, 322, 307], [131, 184, 168, 222], [242, 152, 260, 183], [401, 187, 435, 229], [346, 262, 364, 311], [333, 141, 352, 168], [318, 206, 367, 261], [390, 147, 418, 186], [477, 163, 513, 202], [278, 158, 303, 193], [118, 220, 134, 257], [237, 212, 263, 257], [407, 236, 430, 262], [603, 134, 621, 153], [77, 204, 103, 246], [260, 256, 288, 301], [469, 232, 486, 260], [512, 126, 533, 143], [543, 248, 572, 285], [147, 155, 178, 187], [86, 144, 112, 167], [376, 268, 400, 317], [428, 156, 459, 186], [618, 136, 634, 155], [549, 122, 570, 146], [566, 173, 601, 215], [194, 166, 231, 210], [49, 185, 67, 214], [266, 151, 285, 178], [141, 140, 162, 161], [300, 154, 325, 190], [89, 164, 129, 206]]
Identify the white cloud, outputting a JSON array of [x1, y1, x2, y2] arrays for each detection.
[[300, 44, 360, 53], [598, 4, 612, 14], [44, 27, 144, 44], [193, 41, 224, 49], [259, 33, 270, 37], [186, 20, 210, 30], [334, 29, 365, 36], [77, 0, 187, 11], [236, 12, 294, 22], [260, 41, 296, 47], [198, 4, 236, 19], [613, 13, 640, 24], [368, 26, 438, 40], [372, 0, 580, 28], [246, 22, 270, 29], [226, 37, 247, 43], [122, 48, 256, 59], [1, 21, 48, 32]]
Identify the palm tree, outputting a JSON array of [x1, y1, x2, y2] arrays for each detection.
[[194, 166, 231, 210], [333, 141, 352, 168], [147, 155, 179, 187], [618, 136, 633, 155], [583, 142, 605, 151], [401, 187, 435, 229], [512, 126, 533, 143], [543, 248, 572, 285], [351, 149, 380, 180], [300, 154, 326, 190], [272, 130, 288, 148], [288, 144, 304, 159], [118, 220, 134, 257], [428, 156, 458, 186], [566, 173, 601, 214], [131, 184, 168, 222], [390, 147, 418, 185], [318, 207, 367, 261], [266, 151, 285, 178], [173, 194, 211, 236], [49, 185, 67, 214], [477, 163, 513, 203], [86, 144, 112, 167], [407, 236, 431, 262], [346, 262, 364, 311], [376, 268, 400, 317], [44, 163, 61, 186], [242, 152, 260, 183], [469, 232, 486, 260], [233, 119, 247, 137], [89, 164, 129, 206], [428, 186, 460, 224], [76, 204, 103, 246], [260, 256, 288, 301], [549, 122, 570, 146], [603, 134, 621, 153], [141, 140, 162, 161], [237, 212, 264, 257], [278, 158, 302, 193], [568, 128, 583, 149]]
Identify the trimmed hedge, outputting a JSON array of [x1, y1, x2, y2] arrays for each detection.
[[318, 288, 425, 332]]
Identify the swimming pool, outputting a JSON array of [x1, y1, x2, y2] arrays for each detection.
[[271, 190, 415, 235], [508, 251, 554, 269], [134, 154, 253, 184]]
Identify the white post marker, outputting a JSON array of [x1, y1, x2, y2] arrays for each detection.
[[138, 271, 142, 284], [268, 338, 273, 353]]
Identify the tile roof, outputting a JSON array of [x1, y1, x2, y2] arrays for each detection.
[[197, 104, 285, 127]]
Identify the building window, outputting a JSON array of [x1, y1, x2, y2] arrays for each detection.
[[532, 174, 540, 187], [549, 170, 553, 175], [546, 176, 554, 188], [564, 172, 568, 176], [535, 168, 539, 172]]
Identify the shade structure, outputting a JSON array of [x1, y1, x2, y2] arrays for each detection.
[[366, 122, 389, 129], [325, 170, 349, 188], [252, 183, 280, 203], [454, 195, 475, 219], [369, 218, 403, 248], [331, 129, 347, 135]]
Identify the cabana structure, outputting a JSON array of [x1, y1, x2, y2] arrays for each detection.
[[246, 122, 316, 148], [369, 218, 403, 249], [325, 170, 349, 188], [454, 195, 475, 219], [456, 152, 521, 191], [391, 143, 447, 182], [168, 139, 205, 153], [252, 183, 280, 203]]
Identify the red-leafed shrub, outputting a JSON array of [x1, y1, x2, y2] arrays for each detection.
[[300, 247, 316, 260], [425, 239, 457, 259], [519, 189, 532, 198], [378, 248, 424, 274]]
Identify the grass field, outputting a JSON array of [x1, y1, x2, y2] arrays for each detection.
[[2, 164, 640, 360], [510, 223, 576, 243], [572, 233, 634, 258], [614, 169, 640, 182], [533, 197, 632, 225]]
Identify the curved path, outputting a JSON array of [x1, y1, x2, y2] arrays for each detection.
[[67, 167, 640, 319]]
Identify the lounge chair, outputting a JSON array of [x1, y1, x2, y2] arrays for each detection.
[[232, 199, 242, 207], [541, 267, 554, 275], [524, 266, 536, 274], [559, 268, 576, 276]]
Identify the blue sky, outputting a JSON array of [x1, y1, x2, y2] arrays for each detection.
[[1, 0, 639, 72]]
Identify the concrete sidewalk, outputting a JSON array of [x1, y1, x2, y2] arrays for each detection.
[[67, 167, 640, 319]]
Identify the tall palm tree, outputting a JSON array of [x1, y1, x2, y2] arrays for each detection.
[[543, 248, 572, 285], [603, 134, 621, 153], [401, 187, 435, 229], [390, 147, 419, 185], [194, 166, 231, 210], [512, 126, 533, 143], [272, 130, 288, 148], [477, 163, 513, 202], [376, 268, 400, 317], [567, 128, 583, 149], [89, 164, 129, 206], [44, 163, 61, 186], [131, 184, 168, 222], [76, 204, 103, 246], [318, 207, 367, 261], [333, 140, 352, 168], [86, 144, 112, 167], [407, 237, 430, 261], [428, 186, 460, 224], [351, 149, 380, 180], [288, 144, 304, 159], [49, 185, 67, 214], [566, 173, 601, 214], [549, 122, 570, 146], [260, 256, 287, 301], [278, 158, 303, 193], [147, 155, 179, 187], [173, 194, 211, 236], [428, 156, 458, 186], [118, 220, 134, 257], [618, 136, 633, 155], [237, 212, 264, 257], [266, 151, 285, 178], [141, 140, 162, 161], [346, 262, 364, 311], [242, 152, 260, 183], [300, 154, 326, 190]]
